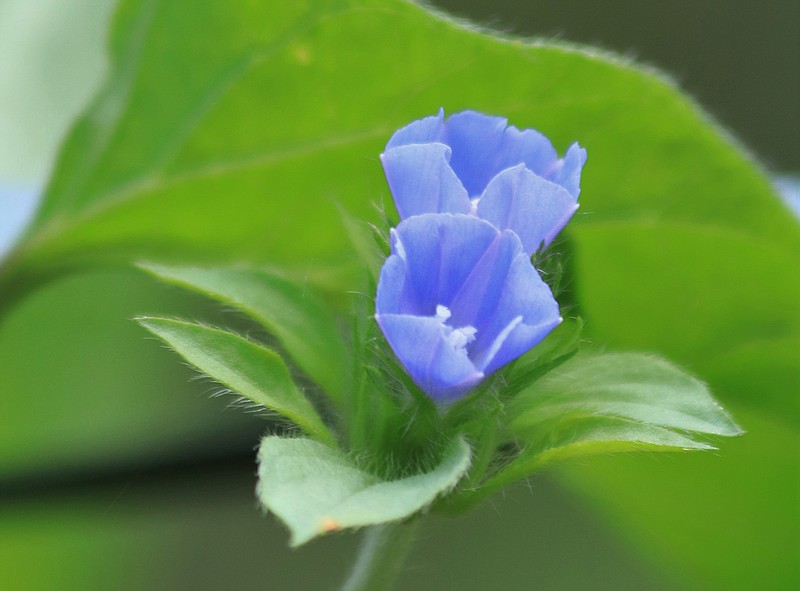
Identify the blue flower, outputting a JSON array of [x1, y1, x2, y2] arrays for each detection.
[[381, 109, 586, 254], [375, 213, 561, 402]]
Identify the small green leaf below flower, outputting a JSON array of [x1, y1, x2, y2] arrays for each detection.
[[138, 263, 347, 404], [257, 435, 471, 547], [444, 352, 741, 512], [136, 317, 334, 445], [510, 351, 742, 438], [497, 352, 741, 488]]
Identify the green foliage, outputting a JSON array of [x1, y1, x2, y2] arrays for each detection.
[[510, 352, 741, 440], [138, 263, 347, 403], [257, 435, 470, 546], [4, 0, 795, 308], [0, 269, 264, 480], [443, 351, 740, 511], [139, 269, 738, 536], [1, 0, 797, 589], [572, 224, 800, 425], [137, 317, 334, 445]]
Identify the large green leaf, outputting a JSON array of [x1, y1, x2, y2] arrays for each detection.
[[138, 263, 347, 403], [0, 269, 264, 480], [137, 317, 334, 445], [572, 223, 800, 425], [3, 0, 795, 294], [257, 435, 470, 546], [559, 411, 799, 591]]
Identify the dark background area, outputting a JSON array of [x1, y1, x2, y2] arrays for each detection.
[[431, 0, 800, 172]]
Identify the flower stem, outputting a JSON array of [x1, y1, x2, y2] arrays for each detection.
[[339, 520, 420, 591]]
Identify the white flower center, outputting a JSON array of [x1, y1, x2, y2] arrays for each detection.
[[436, 305, 477, 351]]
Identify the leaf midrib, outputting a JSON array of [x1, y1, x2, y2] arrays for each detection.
[[13, 0, 799, 270]]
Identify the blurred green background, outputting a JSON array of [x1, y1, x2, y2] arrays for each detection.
[[1, 1, 797, 590]]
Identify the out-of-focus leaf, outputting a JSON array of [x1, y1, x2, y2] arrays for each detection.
[[138, 263, 347, 404], [257, 435, 470, 547], [572, 223, 800, 425], [4, 0, 796, 299], [558, 411, 800, 591], [567, 221, 798, 591], [0, 0, 114, 184], [702, 337, 800, 423], [137, 317, 334, 445], [0, 269, 264, 480]]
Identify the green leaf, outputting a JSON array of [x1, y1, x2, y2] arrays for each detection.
[[499, 416, 714, 488], [461, 352, 739, 503], [0, 268, 264, 480], [572, 223, 800, 425], [510, 352, 742, 439], [138, 263, 347, 404], [257, 435, 471, 546], [558, 411, 800, 591], [4, 0, 795, 306], [137, 317, 333, 445]]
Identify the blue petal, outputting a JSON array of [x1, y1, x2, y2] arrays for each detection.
[[477, 165, 578, 254], [376, 214, 561, 400], [385, 109, 445, 149], [495, 125, 558, 179], [446, 229, 519, 330], [381, 144, 471, 218], [552, 142, 587, 199], [375, 314, 484, 401], [375, 251, 416, 314], [469, 251, 562, 374], [381, 214, 499, 316], [492, 126, 585, 199], [441, 111, 508, 196], [480, 313, 562, 375], [440, 228, 560, 372], [383, 110, 586, 206]]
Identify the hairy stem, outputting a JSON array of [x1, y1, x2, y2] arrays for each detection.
[[339, 520, 420, 591]]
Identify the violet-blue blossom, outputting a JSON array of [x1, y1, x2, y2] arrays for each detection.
[[381, 109, 586, 254], [375, 213, 561, 402]]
